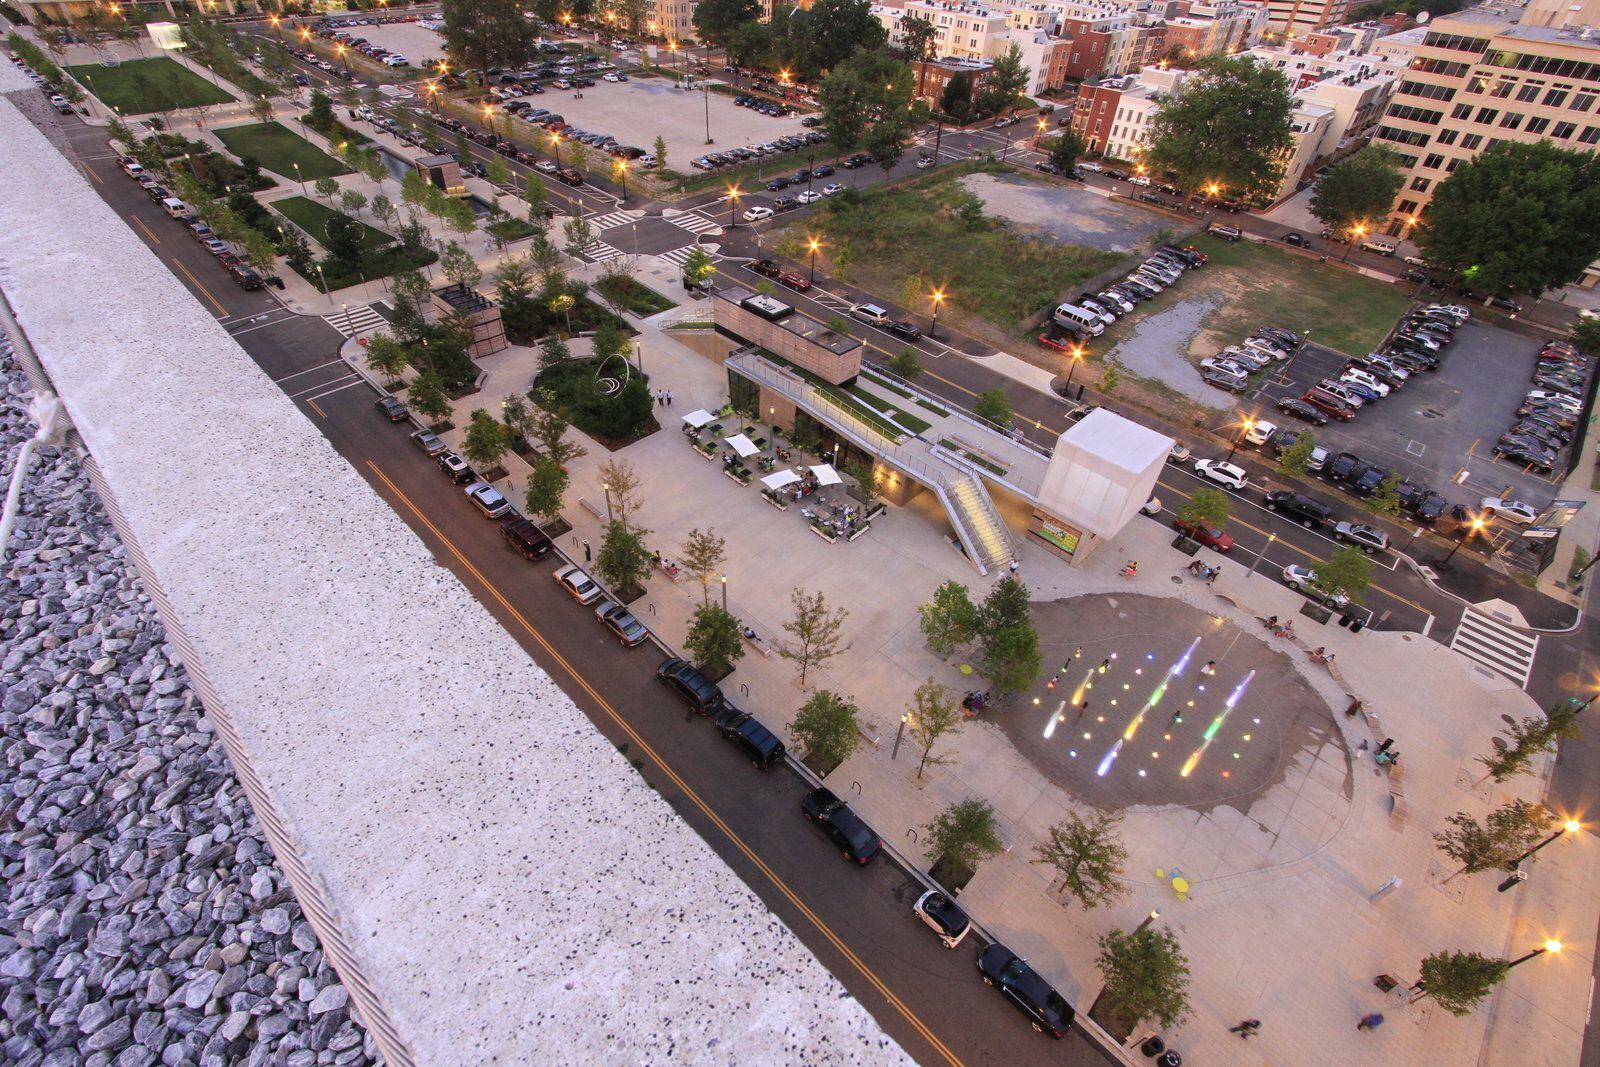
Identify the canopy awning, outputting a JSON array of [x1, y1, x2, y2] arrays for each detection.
[[681, 408, 716, 428], [726, 433, 760, 458], [761, 469, 801, 490], [811, 463, 843, 486]]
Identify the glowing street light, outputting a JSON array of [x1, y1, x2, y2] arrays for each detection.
[[335, 43, 350, 73], [725, 183, 741, 228], [1506, 817, 1583, 869], [268, 13, 283, 41], [549, 130, 563, 167], [481, 102, 496, 134], [807, 235, 822, 284], [929, 288, 945, 338], [1062, 343, 1085, 393], [1226, 415, 1255, 462], [424, 80, 441, 111], [1506, 940, 1563, 969], [1342, 221, 1368, 262], [1439, 514, 1486, 569], [613, 157, 629, 200]]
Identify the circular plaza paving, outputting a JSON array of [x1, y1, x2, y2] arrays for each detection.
[[994, 593, 1351, 812]]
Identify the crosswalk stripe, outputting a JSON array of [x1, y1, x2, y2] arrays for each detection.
[[658, 246, 720, 268], [587, 209, 643, 231], [323, 304, 388, 338], [1449, 608, 1538, 688], [670, 213, 723, 235], [587, 242, 626, 261]]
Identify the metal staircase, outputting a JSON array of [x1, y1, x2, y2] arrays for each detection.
[[944, 472, 1012, 574]]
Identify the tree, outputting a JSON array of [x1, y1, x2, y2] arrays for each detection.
[[522, 173, 549, 220], [524, 455, 569, 521], [1176, 487, 1229, 532], [321, 213, 366, 267], [1049, 128, 1085, 174], [792, 690, 861, 774], [596, 458, 643, 529], [1434, 798, 1550, 881], [400, 169, 431, 220], [501, 392, 535, 450], [241, 230, 279, 279], [899, 13, 938, 63], [939, 71, 974, 125], [906, 678, 963, 779], [306, 88, 335, 131], [1278, 431, 1317, 476], [1313, 545, 1371, 605], [249, 94, 275, 123], [973, 388, 1013, 427], [980, 575, 1030, 633], [681, 246, 716, 290], [370, 194, 398, 230], [791, 0, 887, 77], [361, 149, 388, 190], [652, 134, 668, 175], [408, 370, 452, 424], [539, 334, 572, 368], [440, 240, 483, 290], [531, 389, 587, 468], [339, 189, 368, 218], [1309, 144, 1405, 239], [1145, 55, 1294, 203], [1368, 472, 1401, 516], [443, 196, 478, 241], [976, 41, 1030, 119], [781, 588, 850, 687], [1417, 141, 1600, 297], [923, 798, 1002, 884], [818, 51, 917, 165], [462, 408, 510, 473], [365, 333, 410, 383], [919, 579, 979, 656], [441, 0, 534, 76], [1416, 951, 1510, 1017], [1100, 358, 1122, 394], [1094, 927, 1192, 1036], [1571, 318, 1600, 356], [313, 176, 340, 204], [982, 621, 1041, 697], [568, 141, 590, 174], [596, 520, 653, 593], [1034, 810, 1129, 910], [1478, 701, 1584, 782], [485, 154, 512, 191], [692, 0, 760, 51], [685, 602, 745, 676], [563, 216, 595, 258], [680, 527, 727, 604], [889, 346, 921, 380]]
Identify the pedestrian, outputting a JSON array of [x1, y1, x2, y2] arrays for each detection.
[[1356, 1012, 1384, 1031], [1207, 565, 1220, 586], [1046, 676, 1057, 691], [1168, 709, 1183, 727], [666, 389, 673, 405], [1200, 659, 1216, 676], [1229, 1019, 1261, 1039], [1077, 699, 1089, 721], [656, 389, 664, 405], [1097, 657, 1110, 674], [1008, 558, 1019, 575]]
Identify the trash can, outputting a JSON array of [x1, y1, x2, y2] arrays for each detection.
[[1140, 1035, 1166, 1057]]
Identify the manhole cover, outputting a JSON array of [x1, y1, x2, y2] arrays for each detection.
[[1171, 575, 1184, 584]]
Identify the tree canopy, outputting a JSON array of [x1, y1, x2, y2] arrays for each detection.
[[1145, 55, 1294, 201], [1416, 140, 1600, 296], [818, 51, 919, 162], [693, 0, 761, 52], [1309, 144, 1406, 237], [441, 0, 534, 72]]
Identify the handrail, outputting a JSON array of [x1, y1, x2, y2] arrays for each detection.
[[865, 359, 1053, 462]]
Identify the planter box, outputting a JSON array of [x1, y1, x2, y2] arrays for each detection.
[[762, 490, 790, 511], [847, 522, 872, 541], [1299, 601, 1333, 625], [1172, 535, 1201, 556], [810, 523, 838, 543]]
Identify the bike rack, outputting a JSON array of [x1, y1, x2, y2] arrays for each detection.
[[905, 828, 918, 843]]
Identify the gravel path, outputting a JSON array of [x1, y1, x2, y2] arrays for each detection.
[[957, 172, 1172, 252], [0, 343, 379, 1067], [1104, 293, 1235, 409]]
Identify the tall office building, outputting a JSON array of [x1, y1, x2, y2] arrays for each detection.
[[1263, 0, 1350, 40]]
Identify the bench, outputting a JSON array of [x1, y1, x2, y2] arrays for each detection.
[[858, 719, 882, 748], [578, 497, 605, 520], [742, 631, 773, 657]]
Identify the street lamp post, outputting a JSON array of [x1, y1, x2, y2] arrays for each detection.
[[892, 713, 908, 760], [1507, 940, 1562, 970], [720, 574, 728, 611], [550, 131, 563, 168], [335, 43, 349, 74], [1134, 909, 1161, 934], [1342, 222, 1367, 263], [1439, 517, 1485, 569], [1062, 344, 1084, 394], [1226, 417, 1254, 462], [602, 482, 613, 523], [292, 161, 305, 193], [1246, 532, 1276, 579], [1507, 819, 1582, 869], [269, 13, 282, 42], [929, 288, 944, 338], [726, 184, 740, 229], [703, 83, 713, 144], [614, 158, 628, 201], [807, 236, 821, 285]]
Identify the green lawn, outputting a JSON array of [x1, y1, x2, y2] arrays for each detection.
[[270, 196, 391, 249], [70, 58, 235, 114], [1182, 233, 1411, 356], [487, 216, 543, 244], [595, 275, 678, 316], [789, 162, 1123, 337], [215, 122, 352, 181]]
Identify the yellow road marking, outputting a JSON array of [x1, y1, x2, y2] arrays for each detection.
[[307, 398, 327, 418], [131, 215, 161, 244], [81, 164, 103, 186], [168, 257, 229, 317], [362, 461, 967, 1067]]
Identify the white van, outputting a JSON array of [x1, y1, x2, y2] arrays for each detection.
[[1053, 303, 1107, 337], [1361, 235, 1397, 256], [161, 197, 192, 220], [850, 303, 891, 327]]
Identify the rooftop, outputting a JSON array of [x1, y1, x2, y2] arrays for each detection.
[[716, 286, 864, 356]]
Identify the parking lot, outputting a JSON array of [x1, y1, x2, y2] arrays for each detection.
[[331, 21, 447, 66], [961, 172, 1173, 253], [501, 77, 810, 175], [1252, 317, 1563, 510]]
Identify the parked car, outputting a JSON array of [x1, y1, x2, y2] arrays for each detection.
[[553, 563, 604, 604], [1283, 564, 1352, 611], [1207, 224, 1242, 241], [977, 944, 1073, 1038], [742, 205, 774, 222], [1173, 517, 1235, 552], [375, 395, 409, 421], [887, 321, 923, 342], [500, 517, 553, 559], [777, 270, 811, 292], [464, 482, 512, 518], [1281, 232, 1309, 247], [1263, 490, 1333, 528], [411, 428, 447, 456], [1193, 459, 1247, 490], [1333, 521, 1389, 553], [913, 890, 970, 948], [655, 657, 725, 714], [714, 707, 786, 768], [437, 451, 476, 484], [595, 600, 649, 646], [800, 787, 881, 864], [1276, 397, 1329, 426]]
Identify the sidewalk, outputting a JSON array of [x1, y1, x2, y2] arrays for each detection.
[[444, 272, 1597, 1066]]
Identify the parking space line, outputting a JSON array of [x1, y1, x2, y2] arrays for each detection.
[[306, 398, 327, 418], [273, 359, 348, 383], [361, 461, 966, 1067], [300, 378, 365, 404]]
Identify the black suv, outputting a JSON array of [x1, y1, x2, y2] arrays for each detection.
[[977, 943, 1074, 1038], [1263, 490, 1332, 528], [500, 517, 553, 559], [714, 708, 786, 768], [1400, 486, 1448, 525], [1326, 451, 1363, 484], [655, 658, 725, 715], [800, 788, 881, 864]]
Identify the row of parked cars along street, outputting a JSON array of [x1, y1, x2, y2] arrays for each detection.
[[1042, 243, 1211, 351], [375, 384, 1076, 1040], [113, 155, 266, 290]]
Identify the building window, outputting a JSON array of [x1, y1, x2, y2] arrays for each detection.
[[1553, 120, 1577, 138], [1499, 112, 1522, 129], [1422, 31, 1489, 53], [1461, 133, 1482, 149], [1525, 116, 1550, 135], [1436, 128, 1458, 145], [1389, 104, 1444, 125], [1580, 126, 1600, 144], [1489, 79, 1515, 98], [1410, 177, 1430, 192], [1451, 103, 1472, 120], [1474, 107, 1498, 124], [1516, 83, 1541, 102], [1574, 92, 1596, 112], [1544, 88, 1569, 107], [1445, 158, 1460, 172], [1399, 80, 1456, 102], [1398, 199, 1420, 214], [1423, 153, 1444, 169]]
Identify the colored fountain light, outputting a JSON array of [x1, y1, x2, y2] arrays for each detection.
[[1181, 670, 1256, 778], [1096, 637, 1201, 778]]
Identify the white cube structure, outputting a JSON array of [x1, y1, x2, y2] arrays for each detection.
[[1030, 408, 1173, 562]]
